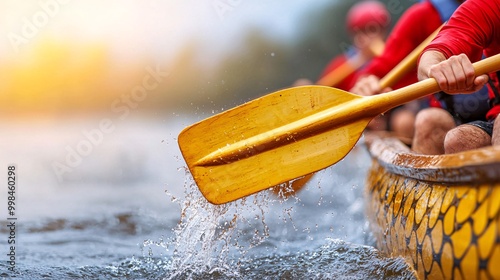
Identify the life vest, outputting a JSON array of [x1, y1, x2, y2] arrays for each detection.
[[487, 71, 500, 120], [434, 87, 490, 124]]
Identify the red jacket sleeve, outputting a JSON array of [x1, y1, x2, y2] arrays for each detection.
[[425, 0, 495, 61]]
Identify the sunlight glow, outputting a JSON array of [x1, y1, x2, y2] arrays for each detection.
[[0, 0, 201, 116], [0, 0, 332, 117]]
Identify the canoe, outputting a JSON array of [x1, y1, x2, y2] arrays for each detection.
[[363, 132, 500, 280]]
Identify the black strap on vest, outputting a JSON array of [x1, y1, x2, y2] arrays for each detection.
[[488, 71, 500, 108]]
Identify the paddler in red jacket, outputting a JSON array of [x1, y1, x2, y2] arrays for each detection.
[[316, 0, 390, 91], [415, 0, 500, 154]]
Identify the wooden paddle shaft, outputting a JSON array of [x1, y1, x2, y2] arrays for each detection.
[[373, 52, 500, 114]]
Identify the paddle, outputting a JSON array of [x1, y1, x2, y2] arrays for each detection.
[[178, 53, 500, 205], [272, 25, 444, 197]]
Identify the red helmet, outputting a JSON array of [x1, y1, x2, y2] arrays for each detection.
[[346, 1, 390, 32]]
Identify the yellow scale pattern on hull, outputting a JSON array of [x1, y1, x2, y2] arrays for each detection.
[[366, 160, 500, 280]]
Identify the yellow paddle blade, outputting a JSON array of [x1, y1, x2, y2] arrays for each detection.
[[179, 86, 373, 204]]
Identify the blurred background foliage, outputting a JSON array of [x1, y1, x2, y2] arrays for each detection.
[[0, 0, 415, 118]]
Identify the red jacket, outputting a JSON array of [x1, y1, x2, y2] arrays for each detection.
[[425, 0, 500, 120], [357, 1, 444, 90]]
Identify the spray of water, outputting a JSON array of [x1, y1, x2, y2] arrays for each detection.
[[153, 167, 290, 279]]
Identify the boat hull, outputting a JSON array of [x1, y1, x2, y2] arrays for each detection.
[[364, 134, 500, 279]]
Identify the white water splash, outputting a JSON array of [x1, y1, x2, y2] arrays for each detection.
[[155, 167, 278, 279]]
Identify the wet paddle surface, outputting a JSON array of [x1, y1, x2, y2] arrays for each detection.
[[0, 117, 416, 279]]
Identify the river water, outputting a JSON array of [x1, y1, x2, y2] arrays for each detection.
[[0, 115, 416, 279]]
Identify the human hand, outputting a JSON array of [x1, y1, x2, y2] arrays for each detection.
[[292, 78, 313, 86], [350, 75, 384, 96], [419, 52, 488, 94]]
